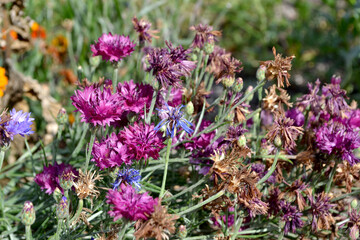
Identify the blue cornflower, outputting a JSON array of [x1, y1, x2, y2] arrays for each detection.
[[112, 168, 141, 191], [0, 109, 34, 147], [154, 103, 194, 138], [6, 109, 34, 138]]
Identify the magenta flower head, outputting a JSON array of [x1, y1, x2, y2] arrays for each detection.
[[315, 122, 360, 166], [117, 80, 153, 115], [71, 81, 124, 127], [155, 103, 194, 138], [280, 201, 304, 234], [119, 122, 165, 161], [91, 133, 132, 170], [189, 23, 221, 48], [91, 33, 135, 62], [106, 184, 158, 222], [34, 163, 78, 194]]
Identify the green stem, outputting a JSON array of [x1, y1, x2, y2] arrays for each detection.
[[0, 150, 4, 173], [70, 199, 83, 224], [256, 149, 280, 186], [325, 162, 338, 193], [84, 129, 97, 171], [160, 138, 172, 198], [118, 221, 130, 240], [163, 178, 206, 202], [25, 225, 32, 240], [192, 101, 206, 136], [146, 88, 158, 124], [177, 190, 225, 216], [113, 67, 119, 91], [231, 210, 244, 240], [55, 220, 62, 240]]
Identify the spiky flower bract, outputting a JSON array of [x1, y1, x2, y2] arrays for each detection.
[[155, 104, 194, 138], [91, 33, 135, 62], [106, 184, 158, 222]]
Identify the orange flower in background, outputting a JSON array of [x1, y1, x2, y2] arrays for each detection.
[[0, 67, 8, 97], [48, 35, 68, 63], [1, 30, 18, 40], [31, 22, 46, 39]]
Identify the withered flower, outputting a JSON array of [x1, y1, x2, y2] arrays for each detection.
[[284, 180, 308, 211], [189, 24, 222, 48], [207, 46, 231, 76], [334, 162, 360, 193], [215, 56, 243, 85], [73, 169, 102, 200], [263, 85, 293, 114], [296, 150, 316, 166], [266, 114, 303, 151], [221, 91, 251, 123], [134, 202, 178, 240], [132, 16, 159, 44], [183, 82, 212, 115], [267, 188, 284, 216], [305, 189, 335, 232], [260, 47, 295, 88]]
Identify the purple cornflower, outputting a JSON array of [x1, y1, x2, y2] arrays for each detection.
[[307, 191, 334, 232], [280, 201, 304, 234], [267, 188, 283, 216], [211, 207, 235, 228], [106, 184, 158, 222], [91, 133, 132, 170], [155, 104, 194, 138], [119, 122, 165, 161], [247, 198, 269, 218], [285, 108, 305, 127], [117, 80, 153, 115], [156, 87, 183, 108], [189, 24, 221, 48], [146, 42, 196, 89], [91, 33, 135, 62], [251, 163, 276, 184], [34, 163, 78, 195], [71, 82, 124, 127], [315, 122, 360, 166], [296, 79, 322, 112], [0, 109, 34, 147], [112, 168, 141, 191]]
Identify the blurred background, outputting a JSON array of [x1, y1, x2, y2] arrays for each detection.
[[1, 0, 360, 135]]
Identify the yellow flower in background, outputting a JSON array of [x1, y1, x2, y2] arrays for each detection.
[[0, 67, 8, 97]]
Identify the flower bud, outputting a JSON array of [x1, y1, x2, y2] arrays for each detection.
[[224, 112, 234, 122], [245, 86, 254, 102], [256, 65, 266, 82], [204, 42, 214, 55], [53, 187, 62, 202], [59, 170, 74, 191], [57, 108, 68, 130], [90, 56, 101, 68], [178, 225, 187, 239], [56, 196, 69, 219], [232, 77, 243, 93], [222, 76, 235, 89], [237, 135, 247, 147], [351, 199, 358, 209], [185, 101, 194, 115], [21, 201, 35, 226], [274, 135, 282, 148]]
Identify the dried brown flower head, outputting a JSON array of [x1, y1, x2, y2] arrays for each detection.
[[207, 46, 231, 76], [335, 162, 360, 193], [134, 202, 178, 240], [215, 56, 243, 85], [266, 114, 303, 150], [189, 24, 222, 48], [73, 169, 102, 200], [183, 82, 212, 114], [263, 85, 293, 114], [296, 150, 316, 166], [285, 180, 308, 211], [260, 47, 295, 88]]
